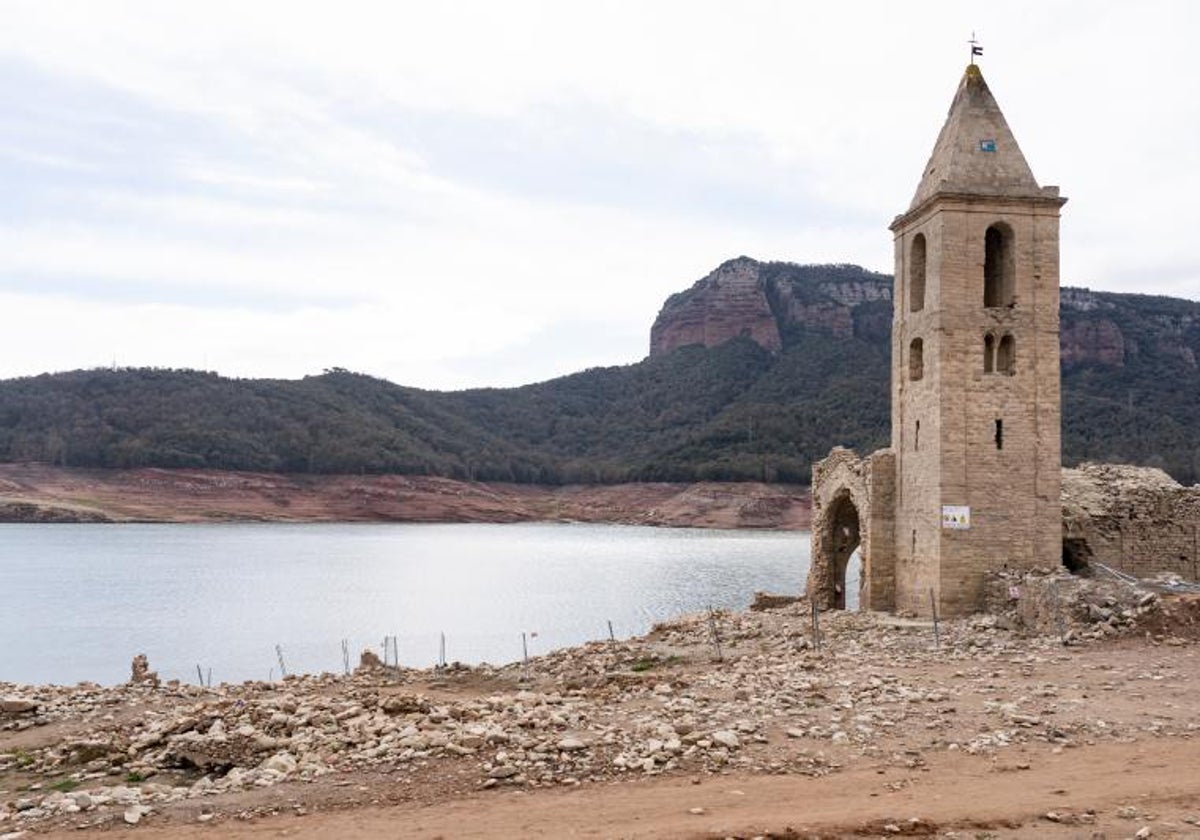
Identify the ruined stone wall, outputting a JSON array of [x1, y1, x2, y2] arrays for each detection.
[[808, 447, 896, 611], [1063, 463, 1200, 581]]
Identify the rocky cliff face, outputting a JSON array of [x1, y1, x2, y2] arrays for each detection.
[[649, 258, 782, 357], [1060, 317, 1126, 367], [649, 258, 893, 356], [650, 261, 1199, 372], [1060, 288, 1199, 370]]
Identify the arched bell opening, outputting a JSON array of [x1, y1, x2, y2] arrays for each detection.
[[983, 222, 1016, 308], [909, 233, 927, 313]]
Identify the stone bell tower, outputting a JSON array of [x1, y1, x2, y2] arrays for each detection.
[[888, 63, 1066, 615]]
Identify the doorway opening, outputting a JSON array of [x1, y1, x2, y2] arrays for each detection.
[[825, 492, 862, 610], [1062, 537, 1094, 576]]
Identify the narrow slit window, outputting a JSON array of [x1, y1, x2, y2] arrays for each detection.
[[984, 333, 995, 373], [994, 418, 1004, 450], [909, 337, 924, 381], [914, 419, 920, 451]]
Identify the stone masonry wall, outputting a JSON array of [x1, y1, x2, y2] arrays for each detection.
[[1063, 463, 1200, 580], [808, 447, 896, 611], [889, 195, 1065, 617]]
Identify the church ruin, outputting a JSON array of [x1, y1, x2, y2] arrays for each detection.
[[810, 63, 1066, 617], [808, 63, 1200, 616]]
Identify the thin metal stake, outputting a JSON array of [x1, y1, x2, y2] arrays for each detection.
[[206, 667, 212, 688], [706, 606, 724, 662], [1052, 580, 1066, 644], [275, 644, 288, 678], [522, 632, 529, 665], [930, 588, 940, 649], [607, 620, 615, 642], [196, 664, 204, 686], [811, 600, 822, 653]]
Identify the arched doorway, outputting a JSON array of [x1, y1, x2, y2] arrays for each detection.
[[1062, 536, 1093, 575], [809, 447, 894, 613], [823, 492, 861, 610]]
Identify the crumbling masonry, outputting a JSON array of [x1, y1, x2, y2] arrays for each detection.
[[808, 63, 1200, 617]]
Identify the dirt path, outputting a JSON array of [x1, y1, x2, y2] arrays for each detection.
[[70, 740, 1200, 839]]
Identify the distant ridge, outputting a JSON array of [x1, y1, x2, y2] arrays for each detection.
[[1, 259, 1197, 484]]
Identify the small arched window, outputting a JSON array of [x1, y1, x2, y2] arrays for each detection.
[[983, 223, 1015, 307], [997, 334, 1015, 374], [983, 333, 995, 373], [909, 233, 926, 313], [909, 337, 924, 381]]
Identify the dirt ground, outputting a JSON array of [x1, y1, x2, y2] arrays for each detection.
[[6, 599, 1200, 839], [77, 741, 1200, 839], [0, 464, 810, 530]]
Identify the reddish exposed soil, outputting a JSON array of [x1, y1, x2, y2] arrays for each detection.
[[0, 464, 810, 530], [83, 742, 1200, 840]]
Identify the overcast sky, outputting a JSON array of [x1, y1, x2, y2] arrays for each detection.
[[3, 1, 1198, 390]]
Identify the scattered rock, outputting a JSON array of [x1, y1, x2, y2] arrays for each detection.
[[710, 730, 740, 749], [123, 806, 144, 825], [358, 650, 384, 670], [129, 654, 159, 687], [0, 698, 36, 715]]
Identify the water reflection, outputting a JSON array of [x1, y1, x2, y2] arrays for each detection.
[[0, 523, 811, 685]]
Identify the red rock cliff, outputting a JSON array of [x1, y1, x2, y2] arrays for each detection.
[[649, 258, 782, 356], [648, 258, 894, 357]]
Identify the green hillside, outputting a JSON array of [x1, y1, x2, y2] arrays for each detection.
[[1, 261, 1196, 485]]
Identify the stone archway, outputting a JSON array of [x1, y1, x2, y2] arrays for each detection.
[[808, 447, 896, 612], [823, 491, 861, 609]]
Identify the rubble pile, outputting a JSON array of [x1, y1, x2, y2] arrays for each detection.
[[2, 599, 1198, 832], [1063, 463, 1190, 520], [982, 569, 1164, 640]]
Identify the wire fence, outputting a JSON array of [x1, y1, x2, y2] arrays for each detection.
[[1093, 561, 1200, 594]]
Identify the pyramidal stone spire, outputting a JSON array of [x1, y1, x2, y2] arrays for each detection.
[[909, 64, 1046, 210]]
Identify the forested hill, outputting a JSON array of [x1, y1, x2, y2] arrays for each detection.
[[2, 259, 1198, 485]]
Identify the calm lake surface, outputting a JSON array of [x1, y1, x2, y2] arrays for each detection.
[[0, 523, 813, 686]]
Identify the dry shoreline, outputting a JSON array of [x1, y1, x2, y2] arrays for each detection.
[[3, 577, 1200, 839], [0, 464, 811, 530], [6, 464, 1200, 837]]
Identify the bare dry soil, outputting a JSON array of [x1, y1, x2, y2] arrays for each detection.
[[4, 598, 1200, 839], [0, 464, 810, 530]]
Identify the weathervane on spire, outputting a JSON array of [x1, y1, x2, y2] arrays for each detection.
[[969, 32, 983, 64]]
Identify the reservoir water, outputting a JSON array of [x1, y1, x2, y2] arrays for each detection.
[[0, 522, 812, 686]]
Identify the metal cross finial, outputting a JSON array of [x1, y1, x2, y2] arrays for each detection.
[[969, 32, 983, 65]]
